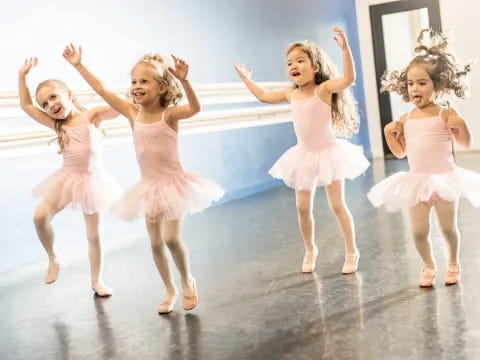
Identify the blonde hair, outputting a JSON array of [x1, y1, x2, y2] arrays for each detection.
[[381, 29, 472, 101], [133, 54, 183, 107], [286, 40, 360, 138], [35, 79, 86, 154]]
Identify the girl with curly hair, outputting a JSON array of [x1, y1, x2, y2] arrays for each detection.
[[64, 44, 224, 314], [234, 27, 370, 275], [367, 29, 480, 287]]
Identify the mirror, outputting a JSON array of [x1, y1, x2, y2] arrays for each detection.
[[382, 8, 429, 120]]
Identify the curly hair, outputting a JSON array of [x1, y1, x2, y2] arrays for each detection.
[[286, 40, 360, 138], [381, 29, 472, 101], [35, 79, 86, 154], [133, 54, 183, 108]]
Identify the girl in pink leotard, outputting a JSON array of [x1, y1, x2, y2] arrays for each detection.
[[235, 27, 370, 275], [65, 44, 224, 314], [368, 29, 480, 287], [18, 57, 122, 296]]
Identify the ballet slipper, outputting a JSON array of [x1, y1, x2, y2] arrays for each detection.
[[92, 282, 114, 297], [158, 292, 178, 314], [183, 279, 198, 311], [342, 252, 360, 274], [302, 246, 318, 273], [45, 261, 60, 284]]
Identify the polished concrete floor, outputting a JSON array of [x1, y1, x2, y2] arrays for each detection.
[[2, 153, 480, 360]]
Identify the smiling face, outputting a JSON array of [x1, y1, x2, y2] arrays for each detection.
[[130, 64, 165, 106], [407, 64, 436, 108], [36, 85, 74, 120], [286, 47, 318, 87]]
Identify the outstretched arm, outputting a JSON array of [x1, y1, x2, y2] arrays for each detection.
[[18, 57, 55, 129], [89, 106, 120, 127], [322, 27, 355, 94], [63, 44, 137, 127], [166, 55, 201, 122], [384, 119, 406, 158], [234, 62, 290, 104]]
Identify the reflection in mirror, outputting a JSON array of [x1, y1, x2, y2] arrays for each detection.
[[382, 8, 429, 120]]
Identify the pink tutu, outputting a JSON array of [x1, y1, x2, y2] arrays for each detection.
[[367, 167, 480, 212], [33, 169, 122, 214], [113, 172, 225, 222], [269, 139, 370, 190]]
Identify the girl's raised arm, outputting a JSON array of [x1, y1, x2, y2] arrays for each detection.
[[63, 44, 137, 127], [167, 55, 201, 122], [18, 58, 55, 129], [323, 27, 355, 94]]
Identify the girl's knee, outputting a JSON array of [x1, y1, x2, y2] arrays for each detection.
[[329, 203, 345, 216], [412, 230, 429, 241], [296, 203, 312, 217], [164, 236, 180, 249], [33, 209, 49, 226], [151, 240, 166, 255], [441, 227, 458, 239]]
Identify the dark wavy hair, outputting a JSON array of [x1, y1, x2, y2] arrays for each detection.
[[381, 29, 472, 101], [286, 40, 360, 138]]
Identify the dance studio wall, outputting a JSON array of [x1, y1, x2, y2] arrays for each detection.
[[0, 0, 368, 272]]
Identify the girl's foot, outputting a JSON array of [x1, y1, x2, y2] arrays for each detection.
[[342, 252, 360, 274], [419, 267, 436, 287], [302, 246, 318, 273], [92, 282, 113, 297], [158, 291, 178, 314], [445, 264, 461, 285], [183, 278, 198, 311], [45, 261, 60, 284]]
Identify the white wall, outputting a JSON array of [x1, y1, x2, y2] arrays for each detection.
[[356, 0, 480, 157]]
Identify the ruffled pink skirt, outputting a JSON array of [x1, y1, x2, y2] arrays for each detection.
[[32, 169, 122, 214], [114, 172, 225, 222], [367, 167, 480, 212], [269, 139, 370, 190]]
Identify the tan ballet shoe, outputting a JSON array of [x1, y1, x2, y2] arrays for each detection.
[[158, 292, 178, 314], [92, 282, 114, 297], [183, 279, 198, 311], [45, 262, 60, 284], [302, 247, 318, 273], [445, 264, 461, 285], [419, 268, 436, 287], [342, 252, 360, 274]]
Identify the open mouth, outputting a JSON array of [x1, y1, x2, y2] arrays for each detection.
[[291, 71, 300, 77], [412, 95, 422, 102], [53, 107, 62, 115]]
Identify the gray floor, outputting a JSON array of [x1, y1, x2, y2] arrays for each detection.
[[1, 153, 480, 360]]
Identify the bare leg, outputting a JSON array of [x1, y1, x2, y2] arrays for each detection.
[[84, 212, 112, 296], [33, 198, 64, 283], [164, 219, 198, 310], [409, 203, 436, 286], [325, 180, 359, 274], [295, 189, 318, 272], [145, 218, 178, 313], [434, 199, 461, 284]]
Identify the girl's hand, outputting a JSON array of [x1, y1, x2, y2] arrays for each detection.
[[19, 57, 38, 76], [234, 62, 252, 80], [385, 121, 404, 139], [62, 43, 82, 67], [168, 55, 189, 81], [446, 114, 465, 135], [333, 27, 348, 50]]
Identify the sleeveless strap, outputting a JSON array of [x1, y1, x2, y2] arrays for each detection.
[[134, 110, 142, 123], [289, 89, 297, 102]]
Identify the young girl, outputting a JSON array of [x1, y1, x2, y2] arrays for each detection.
[[234, 27, 370, 274], [367, 29, 480, 287], [63, 44, 224, 314], [18, 57, 122, 296]]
